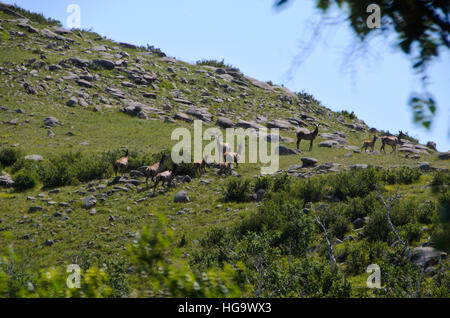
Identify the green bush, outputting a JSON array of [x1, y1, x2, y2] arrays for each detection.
[[432, 189, 450, 253], [223, 178, 252, 202], [13, 170, 37, 191], [39, 151, 114, 188], [316, 204, 350, 240], [328, 168, 381, 200], [273, 173, 292, 192], [390, 199, 417, 227], [399, 223, 422, 244], [296, 177, 326, 203], [0, 148, 20, 167], [196, 59, 235, 69], [431, 170, 450, 192], [364, 209, 391, 242], [416, 201, 438, 224], [254, 176, 272, 192], [338, 110, 357, 120], [344, 193, 381, 220], [382, 167, 421, 185]]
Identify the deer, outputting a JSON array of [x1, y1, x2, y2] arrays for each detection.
[[224, 143, 243, 168], [216, 135, 231, 155], [218, 162, 232, 176], [145, 153, 167, 183], [114, 148, 129, 176], [361, 135, 378, 152], [296, 124, 320, 151], [380, 131, 405, 154], [153, 164, 178, 195]]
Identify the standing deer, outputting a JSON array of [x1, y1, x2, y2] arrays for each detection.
[[361, 135, 378, 152], [114, 148, 129, 176], [153, 164, 178, 195], [145, 153, 167, 183], [216, 135, 231, 155], [224, 143, 243, 168], [380, 131, 405, 154], [296, 124, 320, 151]]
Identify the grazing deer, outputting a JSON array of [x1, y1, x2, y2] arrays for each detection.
[[145, 153, 167, 183], [380, 131, 405, 154], [193, 159, 207, 175], [114, 149, 129, 176], [153, 164, 178, 194], [296, 124, 320, 151], [361, 135, 378, 152], [224, 143, 243, 168], [218, 162, 232, 176]]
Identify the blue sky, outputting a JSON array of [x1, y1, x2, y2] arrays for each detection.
[[5, 0, 450, 151]]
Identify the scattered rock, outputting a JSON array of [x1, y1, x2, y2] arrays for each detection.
[[28, 206, 43, 213], [82, 195, 97, 209], [217, 117, 234, 128], [411, 247, 446, 269], [301, 157, 318, 167], [44, 117, 59, 127], [174, 191, 190, 203], [438, 152, 450, 160], [0, 172, 14, 188], [353, 218, 366, 229], [277, 145, 300, 156]]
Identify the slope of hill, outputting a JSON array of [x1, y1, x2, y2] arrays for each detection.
[[0, 3, 449, 298]]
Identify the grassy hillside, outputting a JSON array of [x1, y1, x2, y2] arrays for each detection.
[[0, 3, 449, 298]]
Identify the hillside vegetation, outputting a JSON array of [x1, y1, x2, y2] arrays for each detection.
[[0, 3, 449, 298]]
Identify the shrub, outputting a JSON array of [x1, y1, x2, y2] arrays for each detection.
[[273, 173, 291, 192], [338, 110, 357, 120], [296, 177, 326, 203], [39, 151, 114, 188], [416, 201, 438, 224], [382, 167, 421, 185], [329, 168, 381, 200], [316, 204, 350, 240], [0, 148, 20, 167], [364, 209, 391, 242], [196, 59, 235, 69], [254, 176, 272, 192], [432, 189, 450, 253], [11, 158, 40, 175], [13, 170, 37, 191], [223, 178, 251, 202], [399, 223, 422, 244], [390, 199, 417, 227], [431, 170, 450, 192]]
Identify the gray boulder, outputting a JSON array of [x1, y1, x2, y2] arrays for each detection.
[[0, 172, 14, 188], [438, 152, 450, 160], [277, 145, 300, 156], [411, 247, 446, 269], [174, 191, 190, 203], [217, 117, 234, 128], [301, 157, 318, 167], [44, 117, 59, 127], [82, 195, 97, 209]]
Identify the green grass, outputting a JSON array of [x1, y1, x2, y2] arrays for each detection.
[[0, 4, 449, 298]]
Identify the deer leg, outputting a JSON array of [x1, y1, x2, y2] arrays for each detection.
[[297, 138, 301, 150], [309, 139, 313, 151]]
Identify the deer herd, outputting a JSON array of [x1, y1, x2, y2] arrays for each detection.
[[114, 125, 407, 194]]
